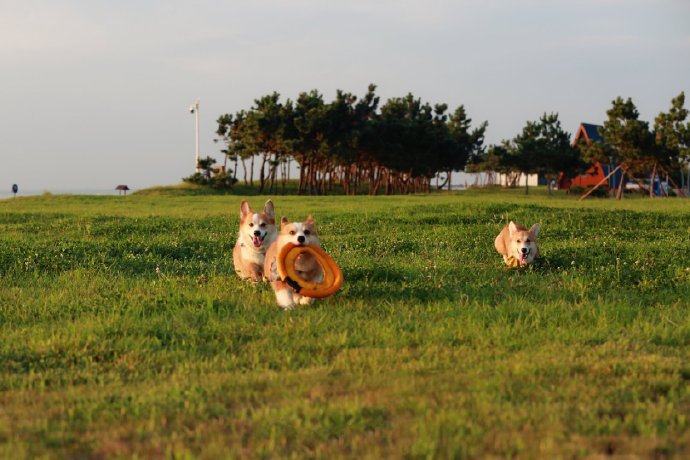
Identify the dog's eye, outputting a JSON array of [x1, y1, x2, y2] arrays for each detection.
[[304, 230, 310, 235], [516, 239, 521, 243], [260, 223, 266, 228], [289, 230, 296, 235], [526, 239, 531, 243], [249, 223, 254, 227]]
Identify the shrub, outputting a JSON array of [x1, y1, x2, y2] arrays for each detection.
[[568, 185, 609, 197], [182, 172, 237, 189]]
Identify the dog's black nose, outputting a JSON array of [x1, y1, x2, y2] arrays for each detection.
[[297, 235, 306, 244], [521, 247, 528, 254], [253, 230, 261, 236]]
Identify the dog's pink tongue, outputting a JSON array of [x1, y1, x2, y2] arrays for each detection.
[[519, 254, 527, 265], [252, 236, 262, 247]]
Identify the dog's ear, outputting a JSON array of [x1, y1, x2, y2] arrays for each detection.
[[264, 199, 275, 223], [240, 200, 252, 219], [305, 215, 317, 235], [529, 223, 541, 237], [280, 216, 289, 228], [508, 221, 518, 236]]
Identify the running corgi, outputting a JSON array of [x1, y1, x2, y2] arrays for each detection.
[[232, 200, 277, 281], [264, 216, 323, 309], [494, 221, 541, 267]]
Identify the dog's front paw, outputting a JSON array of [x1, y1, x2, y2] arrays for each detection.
[[275, 289, 294, 309], [249, 266, 264, 282], [297, 295, 314, 305]]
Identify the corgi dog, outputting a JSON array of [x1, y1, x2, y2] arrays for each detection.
[[264, 216, 323, 309], [494, 221, 541, 267], [232, 199, 277, 281]]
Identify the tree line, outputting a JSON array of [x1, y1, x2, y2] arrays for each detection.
[[197, 84, 486, 194], [468, 93, 690, 195], [191, 86, 690, 196]]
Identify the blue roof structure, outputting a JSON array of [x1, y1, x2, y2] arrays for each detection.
[[565, 122, 627, 191], [578, 123, 604, 143]]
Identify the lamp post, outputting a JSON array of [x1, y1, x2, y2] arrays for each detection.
[[189, 99, 200, 173]]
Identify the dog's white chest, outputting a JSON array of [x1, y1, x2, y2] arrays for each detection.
[[240, 244, 265, 265]]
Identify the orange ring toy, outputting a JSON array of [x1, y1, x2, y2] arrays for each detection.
[[276, 243, 343, 298]]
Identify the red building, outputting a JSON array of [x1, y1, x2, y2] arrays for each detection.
[[558, 123, 623, 190]]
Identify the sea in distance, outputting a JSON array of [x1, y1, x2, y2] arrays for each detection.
[[0, 189, 129, 200]]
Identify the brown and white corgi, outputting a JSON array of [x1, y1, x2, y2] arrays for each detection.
[[264, 216, 323, 309], [232, 199, 277, 281], [494, 221, 541, 267]]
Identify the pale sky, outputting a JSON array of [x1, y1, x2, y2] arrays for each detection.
[[1, 0, 688, 193]]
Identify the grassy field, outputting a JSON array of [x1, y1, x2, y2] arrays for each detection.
[[1, 188, 689, 458]]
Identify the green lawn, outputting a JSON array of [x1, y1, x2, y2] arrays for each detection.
[[1, 188, 689, 458]]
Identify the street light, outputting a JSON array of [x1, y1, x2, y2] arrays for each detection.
[[189, 99, 200, 173]]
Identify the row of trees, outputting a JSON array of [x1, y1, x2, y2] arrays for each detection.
[[209, 85, 487, 194], [198, 86, 690, 196], [584, 93, 690, 193], [468, 93, 690, 195], [467, 113, 580, 194]]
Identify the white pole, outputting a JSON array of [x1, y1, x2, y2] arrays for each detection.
[[190, 99, 200, 173]]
